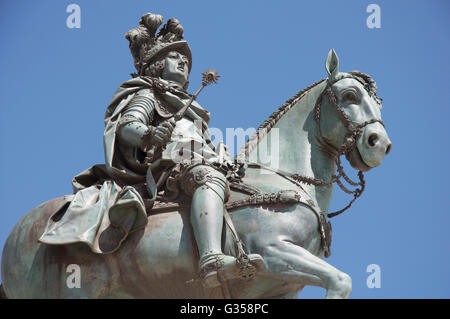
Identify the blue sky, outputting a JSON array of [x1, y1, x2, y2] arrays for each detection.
[[1, 0, 449, 298]]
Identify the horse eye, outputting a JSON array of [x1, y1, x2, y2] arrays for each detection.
[[342, 91, 358, 104]]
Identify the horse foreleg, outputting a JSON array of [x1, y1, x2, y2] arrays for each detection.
[[259, 240, 352, 299]]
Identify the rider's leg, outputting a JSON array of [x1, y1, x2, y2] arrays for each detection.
[[182, 165, 264, 288], [191, 181, 237, 275], [182, 165, 236, 284]]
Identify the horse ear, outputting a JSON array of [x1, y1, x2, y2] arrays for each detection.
[[325, 49, 339, 81]]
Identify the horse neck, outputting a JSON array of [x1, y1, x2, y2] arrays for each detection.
[[247, 81, 335, 213]]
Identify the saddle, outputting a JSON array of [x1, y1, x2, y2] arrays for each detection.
[[145, 163, 332, 276]]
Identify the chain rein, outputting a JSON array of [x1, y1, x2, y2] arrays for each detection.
[[292, 76, 384, 218]]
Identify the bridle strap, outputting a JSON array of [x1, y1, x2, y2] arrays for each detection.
[[245, 76, 384, 218], [301, 76, 383, 218]]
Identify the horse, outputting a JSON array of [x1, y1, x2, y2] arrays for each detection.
[[1, 50, 391, 299]]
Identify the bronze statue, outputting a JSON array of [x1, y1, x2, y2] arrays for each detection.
[[1, 13, 391, 299]]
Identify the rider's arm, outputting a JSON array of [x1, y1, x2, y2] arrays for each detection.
[[117, 88, 156, 152]]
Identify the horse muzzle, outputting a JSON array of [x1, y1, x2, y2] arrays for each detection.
[[352, 122, 392, 170]]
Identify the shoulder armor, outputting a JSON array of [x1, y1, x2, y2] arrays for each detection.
[[152, 92, 175, 119], [133, 89, 174, 119]]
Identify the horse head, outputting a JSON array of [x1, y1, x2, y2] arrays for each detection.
[[317, 49, 392, 172]]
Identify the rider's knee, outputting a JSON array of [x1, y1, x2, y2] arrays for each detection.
[[179, 164, 230, 202]]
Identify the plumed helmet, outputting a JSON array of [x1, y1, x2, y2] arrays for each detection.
[[125, 13, 192, 75]]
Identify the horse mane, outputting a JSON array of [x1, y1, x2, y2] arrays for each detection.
[[236, 71, 380, 160], [237, 78, 326, 159]]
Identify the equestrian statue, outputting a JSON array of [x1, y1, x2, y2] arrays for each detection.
[[1, 13, 392, 299]]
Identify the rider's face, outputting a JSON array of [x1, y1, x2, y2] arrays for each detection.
[[162, 51, 189, 87]]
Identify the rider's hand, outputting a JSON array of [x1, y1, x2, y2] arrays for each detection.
[[151, 118, 176, 147]]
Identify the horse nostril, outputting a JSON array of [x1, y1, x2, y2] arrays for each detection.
[[368, 133, 378, 147], [385, 143, 392, 155]]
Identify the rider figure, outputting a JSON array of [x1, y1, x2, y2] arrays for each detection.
[[110, 13, 258, 287]]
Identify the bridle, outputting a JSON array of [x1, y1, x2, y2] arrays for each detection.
[[292, 74, 385, 218]]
